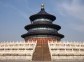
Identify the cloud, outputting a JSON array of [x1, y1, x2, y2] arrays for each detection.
[[52, 0, 84, 32], [57, 0, 84, 21]]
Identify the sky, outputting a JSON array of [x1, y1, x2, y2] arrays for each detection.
[[0, 0, 84, 42]]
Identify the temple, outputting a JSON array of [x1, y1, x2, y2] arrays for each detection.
[[21, 4, 64, 61], [0, 4, 84, 62], [21, 4, 64, 41]]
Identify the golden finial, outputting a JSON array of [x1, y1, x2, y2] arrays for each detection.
[[41, 4, 44, 10]]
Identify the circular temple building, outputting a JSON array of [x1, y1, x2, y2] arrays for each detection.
[[21, 4, 64, 61]]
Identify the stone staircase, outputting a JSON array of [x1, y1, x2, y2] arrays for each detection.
[[32, 38, 51, 61], [32, 43, 51, 61]]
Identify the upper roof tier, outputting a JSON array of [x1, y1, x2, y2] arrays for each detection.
[[29, 4, 56, 21]]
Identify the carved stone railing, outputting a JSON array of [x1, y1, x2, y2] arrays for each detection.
[[48, 41, 84, 60], [0, 40, 37, 61]]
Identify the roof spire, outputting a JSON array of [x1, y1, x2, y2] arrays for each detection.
[[41, 4, 44, 10]]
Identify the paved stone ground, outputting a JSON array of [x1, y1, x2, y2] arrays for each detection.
[[0, 59, 84, 62]]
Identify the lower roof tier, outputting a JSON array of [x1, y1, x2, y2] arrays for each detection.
[[21, 31, 64, 39], [25, 23, 61, 31]]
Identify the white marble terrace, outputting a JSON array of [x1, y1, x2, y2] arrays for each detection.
[[48, 41, 84, 60], [0, 41, 37, 61], [0, 40, 84, 61]]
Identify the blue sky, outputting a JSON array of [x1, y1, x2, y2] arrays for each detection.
[[0, 0, 84, 42]]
